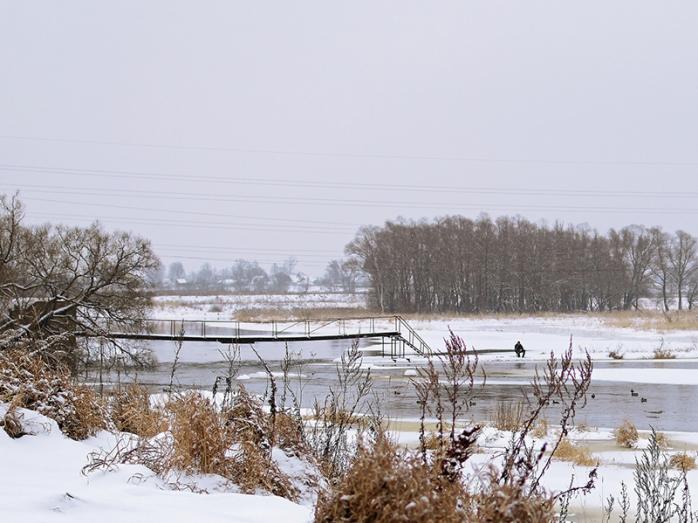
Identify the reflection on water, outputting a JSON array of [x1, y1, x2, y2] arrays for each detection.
[[85, 338, 698, 432]]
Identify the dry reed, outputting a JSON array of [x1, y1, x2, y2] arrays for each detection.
[[491, 401, 525, 432], [614, 420, 639, 448]]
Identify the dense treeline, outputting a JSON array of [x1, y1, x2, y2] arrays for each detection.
[[346, 215, 698, 313]]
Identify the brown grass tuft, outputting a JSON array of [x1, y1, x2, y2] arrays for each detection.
[[86, 387, 311, 502], [491, 401, 525, 432], [474, 478, 556, 523], [531, 419, 549, 439], [167, 393, 233, 475], [670, 452, 696, 471], [655, 431, 669, 448], [553, 437, 597, 467], [111, 384, 167, 438], [653, 348, 676, 360], [614, 420, 639, 448], [0, 349, 106, 439]]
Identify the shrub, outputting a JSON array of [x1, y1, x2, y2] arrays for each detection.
[[422, 431, 442, 450], [0, 349, 106, 439], [224, 387, 300, 499], [614, 420, 639, 448], [111, 384, 166, 438], [575, 422, 592, 433], [553, 437, 597, 467], [669, 452, 696, 471], [608, 350, 624, 360]]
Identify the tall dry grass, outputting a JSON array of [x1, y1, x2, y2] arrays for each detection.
[[315, 433, 556, 523], [315, 436, 472, 523], [602, 310, 698, 332], [491, 401, 525, 432], [553, 437, 597, 467], [111, 384, 166, 438], [86, 388, 306, 501]]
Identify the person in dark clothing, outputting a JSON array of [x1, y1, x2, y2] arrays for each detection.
[[514, 341, 525, 358]]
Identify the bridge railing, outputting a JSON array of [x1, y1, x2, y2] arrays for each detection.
[[138, 316, 403, 339], [106, 315, 433, 356]]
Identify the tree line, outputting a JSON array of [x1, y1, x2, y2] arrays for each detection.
[[346, 215, 698, 313]]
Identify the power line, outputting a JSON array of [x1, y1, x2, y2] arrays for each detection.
[[3, 162, 698, 199], [25, 211, 356, 235], [2, 135, 698, 167], [20, 196, 359, 228], [154, 243, 339, 256], [8, 182, 698, 215]]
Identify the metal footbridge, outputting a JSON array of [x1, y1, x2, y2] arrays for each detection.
[[97, 315, 432, 357]]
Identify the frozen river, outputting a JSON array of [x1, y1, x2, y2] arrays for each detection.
[[85, 335, 698, 433]]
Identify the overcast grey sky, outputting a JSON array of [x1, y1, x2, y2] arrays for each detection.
[[1, 1, 697, 276]]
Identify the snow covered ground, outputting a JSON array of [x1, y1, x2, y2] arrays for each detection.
[[0, 404, 312, 523], [5, 401, 698, 523]]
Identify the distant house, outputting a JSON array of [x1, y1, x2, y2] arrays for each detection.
[[175, 278, 188, 288], [220, 278, 235, 291]]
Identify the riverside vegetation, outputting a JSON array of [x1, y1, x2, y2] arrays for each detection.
[[4, 332, 698, 522]]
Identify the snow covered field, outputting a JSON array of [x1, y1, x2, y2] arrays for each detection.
[[409, 315, 698, 362], [153, 292, 369, 320]]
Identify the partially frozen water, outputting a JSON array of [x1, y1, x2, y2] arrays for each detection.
[[87, 338, 698, 432]]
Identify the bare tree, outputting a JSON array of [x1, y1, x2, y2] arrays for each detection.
[[0, 194, 160, 365], [669, 230, 698, 311], [650, 227, 673, 312]]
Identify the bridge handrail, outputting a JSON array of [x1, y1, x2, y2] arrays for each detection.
[[100, 315, 433, 356]]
